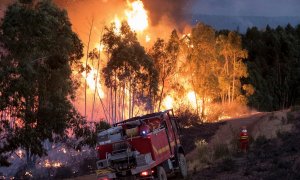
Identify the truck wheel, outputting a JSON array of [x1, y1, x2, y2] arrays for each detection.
[[178, 153, 188, 178], [157, 166, 167, 180]]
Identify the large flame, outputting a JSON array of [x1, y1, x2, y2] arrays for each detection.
[[113, 15, 122, 34], [187, 91, 197, 109], [83, 67, 105, 99], [162, 95, 173, 110], [145, 34, 151, 43], [125, 0, 148, 32]]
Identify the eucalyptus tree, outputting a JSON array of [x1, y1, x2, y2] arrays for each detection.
[[102, 21, 158, 121], [0, 0, 84, 165]]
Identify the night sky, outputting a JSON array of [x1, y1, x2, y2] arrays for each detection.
[[190, 0, 300, 17], [1, 0, 300, 17]]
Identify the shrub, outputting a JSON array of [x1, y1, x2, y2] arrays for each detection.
[[276, 130, 292, 140], [96, 121, 111, 132], [253, 135, 268, 148], [55, 166, 73, 179], [78, 157, 97, 176], [220, 157, 236, 172], [195, 139, 212, 164], [291, 105, 300, 112], [287, 112, 296, 123], [213, 143, 230, 160], [177, 109, 201, 127]]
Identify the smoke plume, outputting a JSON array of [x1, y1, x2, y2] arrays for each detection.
[[143, 0, 193, 28]]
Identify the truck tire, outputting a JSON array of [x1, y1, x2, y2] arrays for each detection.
[[157, 166, 167, 180], [178, 153, 188, 178]]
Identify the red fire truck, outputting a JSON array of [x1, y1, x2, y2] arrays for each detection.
[[96, 109, 187, 180]]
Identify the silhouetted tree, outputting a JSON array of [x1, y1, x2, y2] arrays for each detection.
[[102, 21, 158, 121], [0, 0, 84, 166]]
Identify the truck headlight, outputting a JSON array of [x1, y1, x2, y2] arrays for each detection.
[[139, 125, 150, 137]]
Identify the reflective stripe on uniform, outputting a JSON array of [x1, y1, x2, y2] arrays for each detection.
[[240, 136, 248, 139]]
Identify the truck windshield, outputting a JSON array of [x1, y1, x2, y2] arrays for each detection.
[[98, 134, 110, 145]]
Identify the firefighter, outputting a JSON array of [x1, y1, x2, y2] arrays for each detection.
[[239, 126, 249, 153]]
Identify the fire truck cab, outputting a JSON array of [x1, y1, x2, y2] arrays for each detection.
[[96, 109, 187, 180]]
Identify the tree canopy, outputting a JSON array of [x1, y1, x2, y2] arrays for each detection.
[[243, 24, 300, 111], [101, 21, 159, 121]]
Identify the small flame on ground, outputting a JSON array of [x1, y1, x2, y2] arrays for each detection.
[[44, 159, 63, 168], [25, 171, 33, 177], [218, 115, 232, 120], [44, 159, 51, 168], [16, 150, 23, 158], [61, 148, 67, 154], [52, 162, 63, 168]]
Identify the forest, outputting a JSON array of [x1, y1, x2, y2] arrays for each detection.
[[0, 0, 299, 172]]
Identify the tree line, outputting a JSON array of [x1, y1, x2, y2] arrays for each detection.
[[243, 24, 300, 111]]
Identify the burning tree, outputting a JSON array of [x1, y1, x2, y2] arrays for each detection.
[[101, 21, 158, 122], [182, 23, 219, 118], [216, 31, 249, 104], [0, 0, 84, 166], [161, 23, 252, 120], [149, 30, 180, 111]]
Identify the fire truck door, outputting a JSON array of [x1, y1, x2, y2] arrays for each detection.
[[163, 113, 175, 155]]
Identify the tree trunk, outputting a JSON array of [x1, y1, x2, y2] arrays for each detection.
[[128, 81, 132, 118], [232, 53, 236, 103], [158, 78, 165, 111], [201, 96, 205, 122], [131, 88, 135, 118], [114, 72, 117, 123], [110, 87, 113, 124], [191, 79, 199, 116], [84, 18, 94, 118], [122, 84, 125, 120], [97, 92, 109, 122], [91, 35, 102, 122]]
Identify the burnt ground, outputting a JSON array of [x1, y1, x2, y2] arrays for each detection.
[[187, 110, 300, 180], [180, 122, 225, 154]]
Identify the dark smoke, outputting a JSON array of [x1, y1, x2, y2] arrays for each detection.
[[143, 0, 193, 29]]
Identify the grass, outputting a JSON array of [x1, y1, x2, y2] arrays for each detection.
[[213, 143, 230, 160], [291, 105, 300, 112], [220, 157, 236, 172], [287, 112, 296, 123], [55, 166, 73, 179], [195, 139, 212, 164]]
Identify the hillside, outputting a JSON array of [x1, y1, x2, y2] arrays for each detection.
[[184, 108, 300, 180]]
